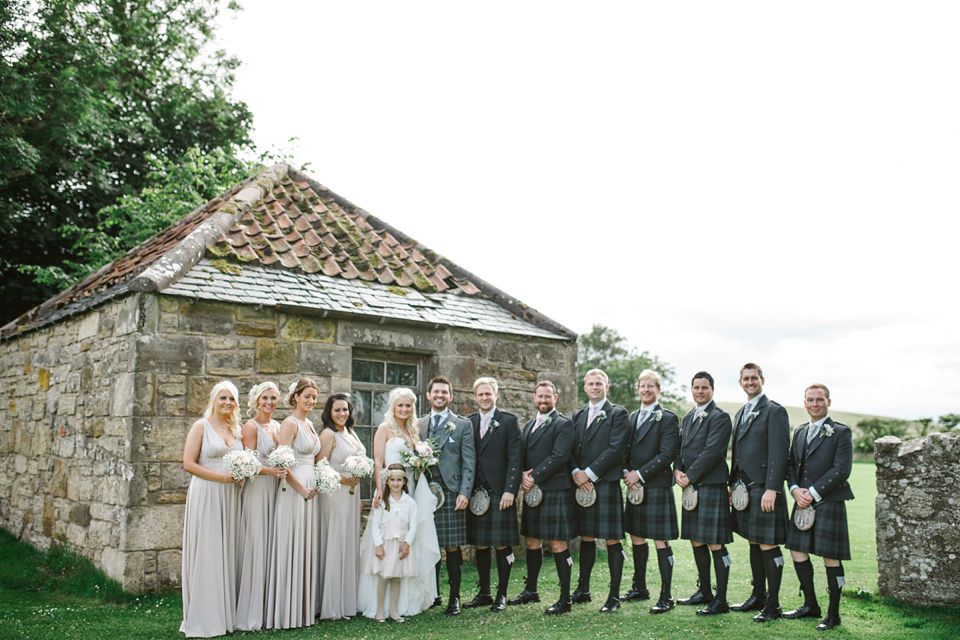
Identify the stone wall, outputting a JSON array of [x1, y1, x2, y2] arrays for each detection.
[[875, 432, 960, 605], [0, 291, 577, 592]]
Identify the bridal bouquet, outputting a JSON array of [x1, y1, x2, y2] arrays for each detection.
[[314, 458, 342, 496], [267, 445, 296, 491], [399, 437, 440, 481], [341, 454, 375, 495], [222, 449, 262, 483]]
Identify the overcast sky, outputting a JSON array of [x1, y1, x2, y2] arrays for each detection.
[[219, 2, 958, 420]]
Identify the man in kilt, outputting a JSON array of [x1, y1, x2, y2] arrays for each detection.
[[463, 377, 522, 612], [622, 369, 680, 614], [784, 383, 854, 631], [509, 380, 577, 615], [729, 363, 790, 622], [419, 375, 476, 616], [674, 371, 734, 616], [568, 369, 630, 613]]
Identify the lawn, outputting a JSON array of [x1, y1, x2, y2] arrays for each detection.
[[2, 463, 959, 639]]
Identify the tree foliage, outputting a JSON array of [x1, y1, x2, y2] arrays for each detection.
[[0, 0, 253, 323], [853, 417, 909, 454], [576, 324, 685, 413]]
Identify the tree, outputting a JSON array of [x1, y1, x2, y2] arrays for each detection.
[[576, 324, 685, 414], [853, 417, 909, 454], [0, 0, 253, 324]]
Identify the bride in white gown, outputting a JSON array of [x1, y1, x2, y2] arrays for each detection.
[[357, 388, 441, 618]]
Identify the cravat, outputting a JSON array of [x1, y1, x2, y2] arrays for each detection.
[[432, 414, 442, 438], [480, 415, 489, 439]]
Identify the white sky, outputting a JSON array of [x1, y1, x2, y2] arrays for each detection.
[[219, 2, 959, 419]]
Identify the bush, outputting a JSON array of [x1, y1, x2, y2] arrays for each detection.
[[854, 417, 909, 454]]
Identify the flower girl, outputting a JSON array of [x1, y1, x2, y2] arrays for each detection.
[[366, 463, 419, 622]]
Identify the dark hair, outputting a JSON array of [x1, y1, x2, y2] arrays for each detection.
[[287, 377, 319, 408], [691, 371, 714, 389], [427, 375, 452, 393], [383, 463, 408, 512], [321, 393, 355, 432], [740, 363, 763, 378], [535, 380, 557, 395]]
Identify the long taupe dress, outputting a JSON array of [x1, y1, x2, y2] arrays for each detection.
[[265, 417, 321, 630], [235, 421, 279, 631], [180, 420, 242, 638], [317, 428, 364, 619]]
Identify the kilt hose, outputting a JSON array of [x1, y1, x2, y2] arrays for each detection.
[[785, 500, 851, 561], [574, 480, 624, 540], [624, 486, 679, 541], [432, 474, 467, 548], [680, 483, 733, 545], [731, 485, 788, 545], [520, 489, 578, 541], [467, 491, 520, 547]]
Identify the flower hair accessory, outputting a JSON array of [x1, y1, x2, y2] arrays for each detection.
[[288, 380, 298, 396], [386, 468, 407, 479]]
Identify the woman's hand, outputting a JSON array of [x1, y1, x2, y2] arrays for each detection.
[[341, 475, 360, 488], [373, 487, 383, 509], [298, 485, 317, 500], [375, 545, 386, 560], [263, 466, 288, 479]]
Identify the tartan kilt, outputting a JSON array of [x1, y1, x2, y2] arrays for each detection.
[[432, 476, 467, 548], [624, 486, 679, 541], [467, 492, 520, 547], [574, 480, 624, 540], [521, 489, 578, 541], [680, 483, 733, 545], [731, 486, 788, 545], [785, 500, 851, 561]]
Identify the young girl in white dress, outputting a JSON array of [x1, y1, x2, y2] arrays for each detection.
[[367, 463, 419, 622]]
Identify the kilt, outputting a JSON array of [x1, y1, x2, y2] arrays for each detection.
[[785, 501, 851, 561], [731, 485, 788, 545], [467, 491, 520, 547], [521, 489, 578, 541], [680, 484, 733, 545], [574, 480, 624, 540], [432, 475, 467, 548], [624, 486, 679, 541]]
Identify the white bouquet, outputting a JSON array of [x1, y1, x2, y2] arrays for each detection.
[[222, 448, 262, 483], [341, 454, 375, 495], [314, 458, 342, 496], [267, 445, 297, 491]]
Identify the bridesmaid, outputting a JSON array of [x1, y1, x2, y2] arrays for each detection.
[[235, 381, 288, 631], [180, 381, 243, 638], [316, 393, 364, 620], [266, 378, 322, 630]]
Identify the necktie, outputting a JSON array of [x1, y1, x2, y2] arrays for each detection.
[[432, 414, 442, 438], [637, 409, 648, 429], [533, 414, 543, 432], [807, 423, 819, 444], [741, 403, 752, 425], [588, 404, 597, 428], [480, 415, 489, 439]]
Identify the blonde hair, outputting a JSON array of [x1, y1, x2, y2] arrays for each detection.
[[202, 381, 242, 438], [247, 381, 280, 417], [636, 369, 662, 390], [584, 368, 609, 385], [383, 387, 420, 442], [473, 376, 499, 395]]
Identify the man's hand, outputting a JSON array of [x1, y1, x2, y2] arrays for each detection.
[[675, 470, 689, 488], [572, 470, 590, 487], [500, 492, 515, 510], [521, 470, 534, 491], [792, 487, 813, 509], [760, 488, 777, 512], [455, 494, 469, 510], [624, 470, 641, 488]]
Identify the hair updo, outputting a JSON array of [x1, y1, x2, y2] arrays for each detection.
[[287, 377, 320, 408]]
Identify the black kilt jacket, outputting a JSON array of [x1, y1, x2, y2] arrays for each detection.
[[625, 404, 679, 488], [469, 408, 523, 496], [730, 394, 790, 492], [787, 418, 854, 503], [675, 400, 732, 487], [522, 410, 575, 491], [569, 399, 630, 481]]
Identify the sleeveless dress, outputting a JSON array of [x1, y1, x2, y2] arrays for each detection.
[[316, 428, 364, 620], [235, 421, 279, 631], [357, 436, 441, 618], [180, 420, 242, 638], [265, 417, 321, 630]]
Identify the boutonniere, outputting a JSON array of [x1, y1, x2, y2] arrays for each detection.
[[747, 410, 760, 424], [541, 415, 553, 428], [652, 409, 663, 422], [820, 424, 834, 438], [445, 421, 457, 435], [490, 419, 500, 431], [595, 409, 607, 422], [695, 409, 708, 421]]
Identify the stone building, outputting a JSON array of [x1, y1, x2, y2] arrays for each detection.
[[0, 164, 578, 592]]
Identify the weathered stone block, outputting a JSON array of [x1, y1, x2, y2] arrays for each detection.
[[126, 505, 185, 550], [78, 312, 100, 340], [182, 301, 234, 335], [299, 343, 350, 376], [187, 377, 220, 416], [255, 341, 297, 374], [158, 550, 182, 589], [133, 373, 156, 417], [280, 316, 335, 343], [337, 321, 446, 352], [115, 295, 140, 336], [69, 503, 92, 526], [207, 351, 254, 376], [454, 338, 487, 358], [236, 323, 277, 338], [237, 306, 276, 323], [136, 334, 205, 374]]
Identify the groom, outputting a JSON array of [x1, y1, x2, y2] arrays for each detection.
[[420, 375, 476, 616]]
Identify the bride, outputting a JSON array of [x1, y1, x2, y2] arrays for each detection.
[[357, 387, 441, 618]]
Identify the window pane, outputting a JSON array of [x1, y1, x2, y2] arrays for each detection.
[[352, 360, 383, 384], [352, 390, 372, 425], [387, 362, 418, 387], [372, 391, 390, 426]]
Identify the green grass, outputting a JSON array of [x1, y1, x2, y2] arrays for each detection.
[[2, 464, 959, 639]]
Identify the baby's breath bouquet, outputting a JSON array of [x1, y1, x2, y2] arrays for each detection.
[[267, 445, 296, 491], [341, 454, 374, 495], [222, 449, 262, 484], [314, 458, 342, 496]]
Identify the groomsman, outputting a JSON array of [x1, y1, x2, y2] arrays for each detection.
[[729, 363, 790, 622], [674, 372, 734, 616], [784, 384, 854, 631], [509, 380, 577, 615], [569, 369, 630, 613], [621, 369, 680, 614], [420, 375, 476, 616], [464, 377, 523, 612]]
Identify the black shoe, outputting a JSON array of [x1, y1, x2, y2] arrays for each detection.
[[507, 589, 540, 605], [784, 604, 821, 619], [545, 598, 571, 615], [816, 615, 841, 630], [731, 594, 767, 612], [600, 596, 621, 613], [444, 598, 461, 616], [753, 605, 782, 622], [431, 597, 442, 609], [462, 592, 493, 609], [570, 587, 592, 604], [678, 590, 714, 606], [490, 594, 507, 612], [620, 586, 650, 602], [650, 597, 675, 614], [696, 599, 729, 616]]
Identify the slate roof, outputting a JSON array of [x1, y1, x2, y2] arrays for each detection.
[[2, 164, 575, 341]]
